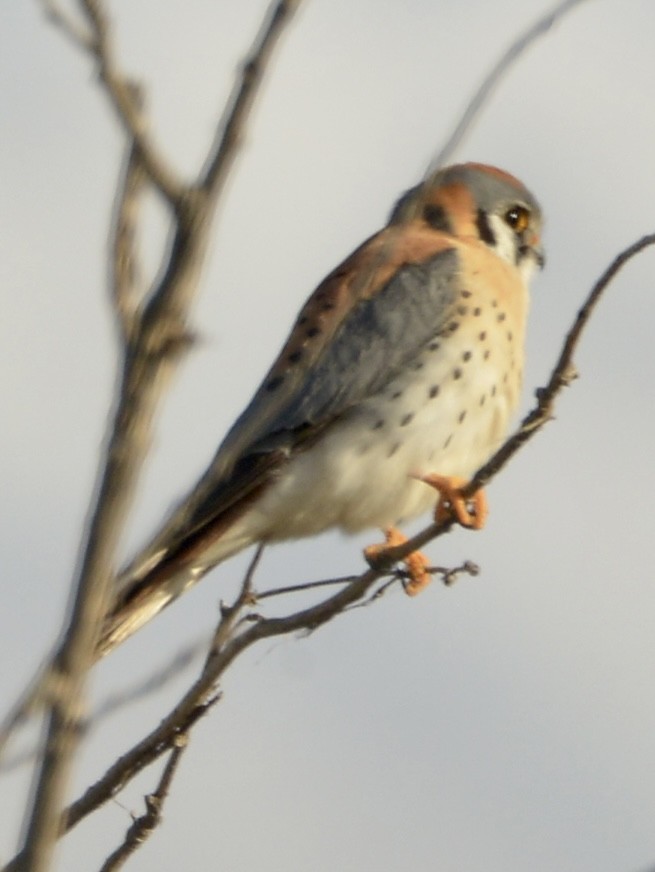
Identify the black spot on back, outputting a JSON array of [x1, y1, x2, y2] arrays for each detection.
[[266, 375, 284, 392]]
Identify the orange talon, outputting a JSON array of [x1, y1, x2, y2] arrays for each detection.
[[418, 473, 488, 529], [364, 526, 432, 596]]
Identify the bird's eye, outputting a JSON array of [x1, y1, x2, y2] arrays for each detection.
[[504, 205, 530, 233]]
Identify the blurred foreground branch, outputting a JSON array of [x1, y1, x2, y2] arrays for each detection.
[[11, 3, 302, 872]]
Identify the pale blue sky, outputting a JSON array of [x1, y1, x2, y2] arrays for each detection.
[[2, 2, 655, 870]]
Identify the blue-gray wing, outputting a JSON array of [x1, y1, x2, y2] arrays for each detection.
[[215, 238, 460, 473]]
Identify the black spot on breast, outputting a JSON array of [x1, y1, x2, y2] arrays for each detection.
[[305, 326, 321, 339], [458, 410, 467, 424], [391, 390, 403, 400], [266, 375, 284, 392], [507, 330, 513, 341], [491, 385, 497, 397], [457, 305, 468, 316], [400, 413, 414, 427], [372, 419, 385, 431], [483, 349, 491, 360], [429, 385, 440, 398], [462, 350, 472, 362], [428, 341, 440, 352], [478, 330, 487, 341], [387, 442, 401, 458], [479, 394, 487, 406], [497, 312, 507, 322], [321, 301, 336, 312], [297, 315, 308, 326], [422, 203, 453, 232], [473, 307, 482, 317], [287, 350, 303, 364], [460, 290, 472, 299], [413, 361, 424, 371], [443, 434, 453, 449], [453, 368, 463, 380]]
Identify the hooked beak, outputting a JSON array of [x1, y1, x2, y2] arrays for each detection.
[[520, 233, 545, 270]]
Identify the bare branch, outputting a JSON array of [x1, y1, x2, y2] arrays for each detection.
[[77, 0, 184, 207], [38, 0, 94, 51], [429, 0, 589, 171], [199, 0, 303, 198], [257, 574, 361, 600], [110, 119, 148, 340], [97, 734, 188, 872], [14, 2, 304, 869], [7, 217, 650, 862]]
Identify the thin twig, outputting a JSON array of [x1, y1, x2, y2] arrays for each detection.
[[110, 116, 148, 340], [429, 0, 589, 171], [199, 0, 303, 198], [256, 574, 361, 600], [207, 544, 264, 658], [38, 0, 93, 50], [77, 0, 184, 207], [97, 734, 188, 872]]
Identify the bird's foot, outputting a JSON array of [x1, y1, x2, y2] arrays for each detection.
[[417, 473, 488, 529], [364, 526, 432, 596]]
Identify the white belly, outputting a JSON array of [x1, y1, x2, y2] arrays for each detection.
[[241, 307, 524, 540]]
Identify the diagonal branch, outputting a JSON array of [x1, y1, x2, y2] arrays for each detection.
[[110, 107, 148, 340], [199, 0, 303, 199], [77, 0, 184, 207], [97, 733, 188, 872], [429, 0, 589, 172], [4, 232, 651, 863]]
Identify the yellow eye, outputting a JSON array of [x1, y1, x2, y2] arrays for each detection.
[[504, 205, 530, 233]]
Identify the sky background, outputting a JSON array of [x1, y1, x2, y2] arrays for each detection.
[[2, 1, 655, 870]]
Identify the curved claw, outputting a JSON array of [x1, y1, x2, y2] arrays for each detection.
[[417, 473, 488, 529], [364, 527, 432, 596]]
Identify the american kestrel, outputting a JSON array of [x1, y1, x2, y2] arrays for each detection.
[[101, 162, 543, 655]]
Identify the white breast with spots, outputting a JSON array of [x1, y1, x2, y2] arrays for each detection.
[[237, 286, 528, 541]]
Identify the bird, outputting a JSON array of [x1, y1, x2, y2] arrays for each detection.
[[99, 162, 544, 656]]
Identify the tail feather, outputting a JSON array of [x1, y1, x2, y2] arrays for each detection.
[[97, 520, 256, 658], [96, 449, 290, 658]]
